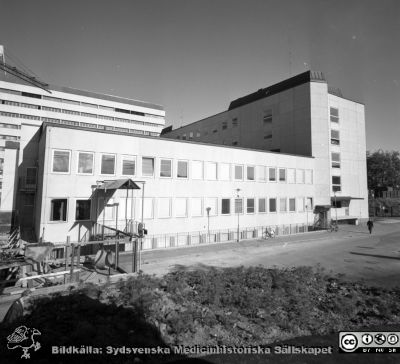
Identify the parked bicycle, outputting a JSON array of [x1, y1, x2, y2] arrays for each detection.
[[262, 227, 276, 239]]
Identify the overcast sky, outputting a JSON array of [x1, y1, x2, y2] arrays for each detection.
[[0, 0, 399, 151]]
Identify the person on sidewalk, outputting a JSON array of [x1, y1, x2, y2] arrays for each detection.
[[367, 220, 374, 234]]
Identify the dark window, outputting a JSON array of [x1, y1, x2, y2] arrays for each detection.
[[221, 199, 230, 214], [21, 91, 41, 99], [51, 199, 67, 221], [247, 198, 255, 213], [131, 110, 145, 116], [101, 154, 115, 175], [122, 158, 136, 175], [177, 161, 188, 178], [331, 130, 340, 145], [330, 107, 339, 123], [115, 108, 130, 114], [76, 200, 91, 220], [52, 150, 70, 173], [269, 198, 277, 212]]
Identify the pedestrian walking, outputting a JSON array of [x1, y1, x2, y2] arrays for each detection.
[[367, 220, 374, 234]]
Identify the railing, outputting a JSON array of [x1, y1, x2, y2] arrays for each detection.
[[140, 223, 312, 251]]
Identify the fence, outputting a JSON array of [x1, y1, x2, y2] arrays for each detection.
[[140, 223, 310, 251]]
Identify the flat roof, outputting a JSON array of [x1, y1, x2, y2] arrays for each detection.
[[40, 122, 314, 159], [228, 70, 326, 110], [0, 72, 164, 111]]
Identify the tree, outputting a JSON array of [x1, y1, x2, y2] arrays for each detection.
[[367, 150, 400, 192]]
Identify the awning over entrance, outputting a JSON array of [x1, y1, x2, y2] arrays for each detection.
[[96, 179, 141, 191], [331, 196, 364, 202]]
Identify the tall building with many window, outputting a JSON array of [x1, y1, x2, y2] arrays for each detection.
[[0, 73, 165, 227], [161, 71, 368, 223]]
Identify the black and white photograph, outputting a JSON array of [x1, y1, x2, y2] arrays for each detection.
[[0, 0, 399, 363]]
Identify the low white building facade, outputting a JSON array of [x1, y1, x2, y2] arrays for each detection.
[[33, 124, 316, 245]]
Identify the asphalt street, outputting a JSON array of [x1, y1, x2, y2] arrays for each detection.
[[120, 219, 400, 288]]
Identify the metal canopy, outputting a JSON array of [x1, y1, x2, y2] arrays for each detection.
[[96, 179, 141, 191], [331, 196, 364, 202]]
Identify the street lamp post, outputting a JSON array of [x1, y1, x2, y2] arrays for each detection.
[[305, 203, 308, 232], [206, 207, 211, 242], [334, 191, 338, 225], [236, 188, 241, 243]]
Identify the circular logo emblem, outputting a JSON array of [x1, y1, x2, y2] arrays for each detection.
[[374, 333, 386, 345], [362, 333, 373, 345], [388, 334, 399, 345], [341, 334, 358, 351]]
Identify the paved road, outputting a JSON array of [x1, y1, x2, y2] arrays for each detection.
[[120, 219, 400, 288]]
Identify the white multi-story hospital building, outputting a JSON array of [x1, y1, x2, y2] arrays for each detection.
[[0, 69, 368, 246]]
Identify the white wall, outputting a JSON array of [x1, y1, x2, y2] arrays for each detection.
[[38, 125, 316, 242]]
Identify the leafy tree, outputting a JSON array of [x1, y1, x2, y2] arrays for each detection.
[[367, 150, 400, 191]]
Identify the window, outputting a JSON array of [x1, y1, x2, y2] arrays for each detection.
[[264, 133, 272, 140], [221, 199, 231, 214], [331, 153, 340, 168], [234, 198, 243, 214], [305, 169, 313, 184], [246, 166, 255, 181], [331, 129, 340, 145], [205, 198, 218, 216], [160, 159, 172, 178], [196, 131, 200, 137], [306, 197, 313, 211], [189, 132, 193, 140], [26, 167, 37, 186], [191, 198, 203, 216], [52, 150, 70, 173], [219, 163, 230, 180], [101, 154, 116, 175], [235, 165, 243, 180], [142, 157, 155, 176], [258, 198, 266, 213], [263, 110, 272, 123], [138, 197, 154, 219], [177, 160, 188, 178], [175, 198, 188, 217], [192, 161, 203, 180], [77, 152, 94, 174], [269, 198, 277, 213], [21, 91, 41, 99], [279, 198, 287, 212], [279, 168, 286, 182], [269, 167, 276, 182], [297, 197, 305, 212], [205, 162, 217, 180], [330, 107, 339, 123], [182, 134, 186, 140], [50, 199, 67, 221], [257, 166, 266, 181], [232, 118, 238, 127], [296, 169, 305, 184], [76, 200, 91, 220], [289, 198, 296, 212], [122, 156, 136, 176], [247, 198, 255, 213], [158, 198, 171, 218], [332, 176, 341, 192], [222, 121, 228, 130], [332, 200, 342, 208], [287, 168, 295, 183]]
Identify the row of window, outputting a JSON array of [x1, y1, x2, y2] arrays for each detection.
[[0, 112, 160, 137], [0, 99, 162, 128], [49, 196, 315, 222], [0, 89, 164, 119], [51, 148, 314, 184]]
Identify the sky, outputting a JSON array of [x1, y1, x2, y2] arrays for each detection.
[[0, 0, 399, 151]]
